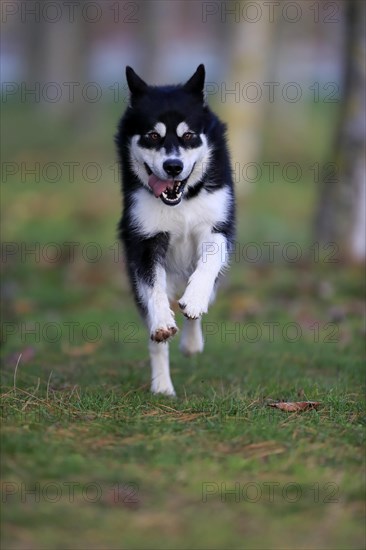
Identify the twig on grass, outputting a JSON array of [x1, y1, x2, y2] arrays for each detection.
[[21, 377, 41, 411], [13, 353, 22, 395], [46, 370, 53, 401]]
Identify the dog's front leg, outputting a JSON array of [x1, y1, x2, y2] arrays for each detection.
[[136, 263, 177, 396], [144, 266, 176, 395], [179, 232, 228, 319], [127, 232, 177, 395], [137, 263, 177, 343], [149, 339, 175, 396]]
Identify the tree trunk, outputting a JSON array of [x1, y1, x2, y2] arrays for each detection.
[[220, 0, 277, 194], [314, 0, 365, 261]]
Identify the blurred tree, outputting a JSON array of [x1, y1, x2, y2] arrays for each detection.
[[221, 0, 277, 194], [314, 0, 365, 261], [21, 12, 88, 121], [43, 17, 89, 121], [23, 17, 44, 85]]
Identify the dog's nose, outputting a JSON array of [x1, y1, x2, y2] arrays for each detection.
[[163, 159, 183, 178]]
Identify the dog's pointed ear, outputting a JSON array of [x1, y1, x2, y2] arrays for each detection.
[[126, 66, 148, 96], [183, 64, 205, 99]]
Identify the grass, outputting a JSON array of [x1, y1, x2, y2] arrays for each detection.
[[1, 104, 365, 549]]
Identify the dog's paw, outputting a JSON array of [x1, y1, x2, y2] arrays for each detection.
[[151, 380, 176, 396], [151, 325, 177, 343], [150, 308, 178, 342], [178, 284, 211, 319], [180, 334, 204, 356], [178, 298, 208, 320]]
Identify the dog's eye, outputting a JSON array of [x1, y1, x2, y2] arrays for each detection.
[[148, 132, 160, 141], [182, 132, 194, 141]]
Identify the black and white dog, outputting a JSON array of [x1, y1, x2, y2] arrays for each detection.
[[116, 64, 235, 396]]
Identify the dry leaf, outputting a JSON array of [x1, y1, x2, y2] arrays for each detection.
[[268, 401, 321, 412]]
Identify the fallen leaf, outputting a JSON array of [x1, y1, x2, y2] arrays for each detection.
[[268, 401, 321, 412]]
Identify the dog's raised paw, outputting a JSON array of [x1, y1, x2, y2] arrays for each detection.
[[178, 300, 206, 320], [151, 326, 177, 343]]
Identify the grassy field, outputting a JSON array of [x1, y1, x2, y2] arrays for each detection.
[[1, 104, 365, 549]]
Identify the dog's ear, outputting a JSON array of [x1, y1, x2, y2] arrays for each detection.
[[183, 64, 205, 99], [126, 66, 148, 96]]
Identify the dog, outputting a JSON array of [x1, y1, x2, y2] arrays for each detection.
[[116, 64, 235, 396]]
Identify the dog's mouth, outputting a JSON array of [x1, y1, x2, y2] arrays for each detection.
[[144, 164, 186, 206], [160, 180, 185, 206]]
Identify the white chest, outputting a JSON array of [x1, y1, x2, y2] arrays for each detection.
[[131, 186, 230, 239], [130, 186, 230, 286]]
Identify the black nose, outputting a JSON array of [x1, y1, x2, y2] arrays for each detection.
[[163, 159, 183, 178]]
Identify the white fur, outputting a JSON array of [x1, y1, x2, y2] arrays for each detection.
[[136, 264, 177, 339], [176, 121, 190, 137], [179, 318, 204, 356], [154, 122, 166, 137], [131, 186, 230, 238], [179, 231, 227, 318], [149, 341, 175, 396]]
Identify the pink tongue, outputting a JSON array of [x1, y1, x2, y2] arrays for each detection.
[[148, 174, 174, 198]]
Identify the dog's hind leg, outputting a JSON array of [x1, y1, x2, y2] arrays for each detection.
[[149, 340, 175, 396], [179, 317, 204, 356]]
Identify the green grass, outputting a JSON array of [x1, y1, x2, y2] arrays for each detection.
[[1, 105, 365, 549]]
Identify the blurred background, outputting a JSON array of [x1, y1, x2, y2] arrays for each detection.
[[1, 1, 365, 548], [2, 0, 365, 261]]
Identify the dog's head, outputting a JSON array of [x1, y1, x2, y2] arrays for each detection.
[[124, 65, 212, 206]]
